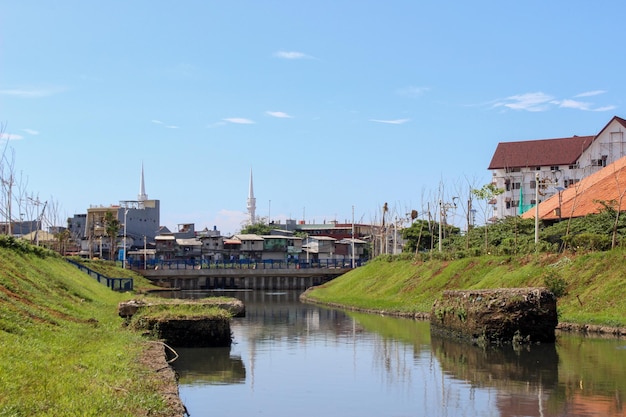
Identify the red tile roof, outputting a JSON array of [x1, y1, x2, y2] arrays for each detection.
[[521, 155, 626, 221], [488, 135, 594, 169]]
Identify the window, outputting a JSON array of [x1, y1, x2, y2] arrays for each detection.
[[591, 159, 603, 167], [569, 163, 579, 169], [511, 200, 520, 207], [550, 166, 559, 171], [530, 180, 536, 189], [512, 182, 521, 190], [505, 167, 521, 173], [535, 166, 541, 171]]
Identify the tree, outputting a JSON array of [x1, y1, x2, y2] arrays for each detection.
[[471, 183, 504, 253], [104, 211, 120, 261], [240, 222, 273, 236]]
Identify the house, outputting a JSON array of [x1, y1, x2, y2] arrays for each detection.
[[521, 154, 626, 222], [488, 116, 626, 220], [302, 236, 337, 261], [232, 234, 264, 261], [155, 234, 176, 260], [261, 235, 303, 261]]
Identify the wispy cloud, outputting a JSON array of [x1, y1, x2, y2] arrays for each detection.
[[492, 91, 614, 112], [0, 86, 64, 98], [370, 118, 410, 125], [223, 118, 255, 125], [397, 86, 430, 98], [22, 128, 39, 135], [0, 132, 23, 141], [266, 111, 293, 119], [273, 50, 313, 60], [575, 90, 606, 98], [151, 119, 179, 129]]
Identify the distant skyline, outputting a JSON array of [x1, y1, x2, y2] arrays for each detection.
[[1, 1, 625, 235]]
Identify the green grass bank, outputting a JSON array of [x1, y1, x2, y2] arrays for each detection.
[[305, 250, 626, 328], [0, 239, 182, 417]]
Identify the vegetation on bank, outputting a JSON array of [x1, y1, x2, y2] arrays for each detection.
[[0, 236, 177, 416], [305, 250, 626, 328]]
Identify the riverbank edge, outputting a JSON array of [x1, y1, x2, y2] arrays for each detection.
[[140, 341, 187, 417], [299, 288, 626, 338]]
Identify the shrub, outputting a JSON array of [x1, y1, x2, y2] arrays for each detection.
[[544, 271, 568, 298]]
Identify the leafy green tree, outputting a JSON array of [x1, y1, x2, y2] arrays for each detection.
[[401, 219, 434, 253], [240, 222, 273, 236]]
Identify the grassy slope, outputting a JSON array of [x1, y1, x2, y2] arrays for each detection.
[[306, 250, 626, 327], [0, 248, 173, 417]]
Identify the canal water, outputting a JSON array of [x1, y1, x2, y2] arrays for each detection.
[[169, 290, 626, 417]]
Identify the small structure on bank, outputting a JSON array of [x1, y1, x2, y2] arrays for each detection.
[[119, 298, 245, 347], [431, 287, 558, 345]]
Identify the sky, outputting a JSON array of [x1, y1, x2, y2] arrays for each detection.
[[1, 1, 625, 235]]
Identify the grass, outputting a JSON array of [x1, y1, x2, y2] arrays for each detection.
[[306, 249, 626, 327], [0, 241, 175, 416]]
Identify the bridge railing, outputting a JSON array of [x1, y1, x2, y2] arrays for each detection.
[[129, 258, 365, 271]]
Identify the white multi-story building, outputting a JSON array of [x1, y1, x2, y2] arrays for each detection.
[[488, 116, 626, 220]]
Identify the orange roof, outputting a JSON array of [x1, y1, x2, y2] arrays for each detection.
[[521, 155, 626, 220]]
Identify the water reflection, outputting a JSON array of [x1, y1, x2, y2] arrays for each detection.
[[167, 290, 626, 417], [174, 347, 245, 386]]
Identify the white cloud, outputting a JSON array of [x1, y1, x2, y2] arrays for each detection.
[[212, 209, 248, 236], [575, 90, 606, 98], [224, 118, 255, 125], [22, 128, 39, 135], [494, 92, 554, 112], [492, 91, 615, 112], [152, 119, 179, 128], [266, 111, 293, 118], [0, 132, 23, 141], [0, 86, 64, 98], [592, 105, 617, 112], [370, 118, 411, 125], [558, 99, 592, 110], [273, 50, 312, 60]]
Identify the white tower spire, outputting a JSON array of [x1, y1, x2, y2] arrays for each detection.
[[138, 162, 148, 202], [247, 168, 256, 225]]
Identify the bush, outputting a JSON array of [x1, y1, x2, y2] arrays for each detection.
[[544, 271, 568, 298], [563, 233, 611, 252]]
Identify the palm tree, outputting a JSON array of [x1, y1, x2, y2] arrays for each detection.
[[104, 211, 120, 261]]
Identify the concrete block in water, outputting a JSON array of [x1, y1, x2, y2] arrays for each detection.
[[431, 287, 557, 345]]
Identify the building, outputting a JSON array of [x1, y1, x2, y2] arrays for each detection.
[[80, 165, 160, 258], [488, 116, 626, 220]]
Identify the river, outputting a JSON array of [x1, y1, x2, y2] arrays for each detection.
[[169, 290, 626, 417]]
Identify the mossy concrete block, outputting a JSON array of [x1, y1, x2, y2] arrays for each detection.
[[431, 287, 557, 345]]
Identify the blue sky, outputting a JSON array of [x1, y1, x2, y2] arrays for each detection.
[[1, 1, 624, 235]]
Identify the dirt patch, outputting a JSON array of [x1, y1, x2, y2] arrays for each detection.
[[138, 341, 187, 417]]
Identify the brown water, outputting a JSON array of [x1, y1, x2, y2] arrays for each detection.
[[170, 290, 626, 417]]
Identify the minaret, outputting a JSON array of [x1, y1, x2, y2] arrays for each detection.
[[247, 168, 256, 225], [138, 162, 148, 202]]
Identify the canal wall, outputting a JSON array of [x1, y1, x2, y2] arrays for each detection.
[[430, 287, 558, 345]]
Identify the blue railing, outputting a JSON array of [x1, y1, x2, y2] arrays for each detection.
[[128, 258, 365, 271], [65, 259, 133, 291]]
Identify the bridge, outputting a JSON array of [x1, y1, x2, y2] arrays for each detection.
[[132, 259, 362, 291]]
